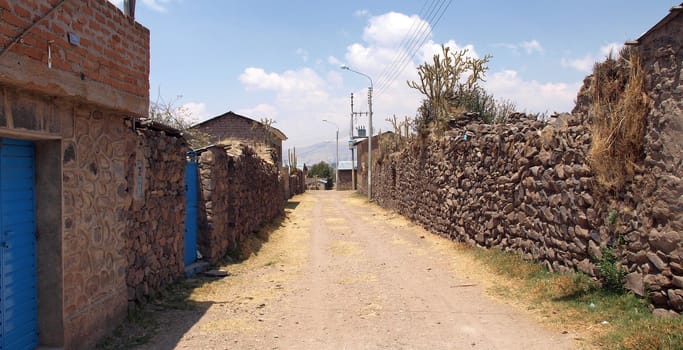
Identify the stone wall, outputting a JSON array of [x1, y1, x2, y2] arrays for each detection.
[[290, 168, 306, 196], [620, 10, 683, 309], [198, 143, 284, 263], [371, 111, 682, 312], [125, 128, 188, 306]]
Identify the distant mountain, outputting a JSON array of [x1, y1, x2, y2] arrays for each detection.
[[289, 141, 355, 167]]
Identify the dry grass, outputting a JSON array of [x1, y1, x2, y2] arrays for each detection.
[[588, 47, 649, 191]]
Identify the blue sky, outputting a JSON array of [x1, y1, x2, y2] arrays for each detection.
[[111, 0, 676, 151]]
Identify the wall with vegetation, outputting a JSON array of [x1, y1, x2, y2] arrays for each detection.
[[370, 109, 682, 312]]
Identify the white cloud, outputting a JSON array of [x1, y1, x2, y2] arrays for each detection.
[[485, 70, 580, 113], [354, 9, 369, 18], [521, 40, 543, 54], [561, 41, 625, 73], [363, 12, 427, 47], [296, 48, 309, 62], [236, 104, 279, 120], [561, 55, 595, 72], [420, 39, 479, 62], [181, 102, 208, 123], [239, 67, 325, 94], [600, 42, 624, 58], [328, 56, 342, 66], [141, 0, 176, 13], [492, 40, 543, 55]]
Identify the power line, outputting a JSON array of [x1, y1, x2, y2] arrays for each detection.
[[375, 0, 453, 98], [371, 0, 436, 91], [374, 0, 443, 94]]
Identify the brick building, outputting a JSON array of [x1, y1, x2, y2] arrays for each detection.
[[190, 111, 287, 167], [0, 1, 179, 348]]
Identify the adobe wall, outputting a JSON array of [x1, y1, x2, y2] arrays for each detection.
[[197, 143, 284, 263], [0, 0, 150, 115], [125, 128, 188, 305]]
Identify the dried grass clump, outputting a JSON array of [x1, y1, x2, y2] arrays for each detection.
[[588, 47, 649, 191]]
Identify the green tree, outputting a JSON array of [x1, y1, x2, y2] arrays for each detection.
[[307, 161, 334, 189]]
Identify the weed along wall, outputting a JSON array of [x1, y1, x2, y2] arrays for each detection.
[[197, 143, 285, 263]]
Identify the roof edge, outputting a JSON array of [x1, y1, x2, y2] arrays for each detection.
[[629, 4, 683, 45]]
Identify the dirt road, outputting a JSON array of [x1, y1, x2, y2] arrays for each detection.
[[138, 191, 576, 349]]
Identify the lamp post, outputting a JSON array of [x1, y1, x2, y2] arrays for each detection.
[[340, 65, 373, 200], [322, 119, 339, 190]]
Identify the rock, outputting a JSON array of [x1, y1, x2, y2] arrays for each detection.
[[588, 240, 602, 260], [652, 308, 680, 318], [649, 230, 680, 254], [647, 252, 668, 271], [668, 289, 683, 310], [625, 272, 646, 297], [577, 259, 594, 275], [575, 226, 590, 239]]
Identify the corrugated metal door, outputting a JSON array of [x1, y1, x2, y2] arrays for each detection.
[[184, 157, 198, 266], [0, 138, 38, 350]]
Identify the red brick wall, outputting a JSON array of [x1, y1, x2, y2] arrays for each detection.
[[0, 0, 149, 112]]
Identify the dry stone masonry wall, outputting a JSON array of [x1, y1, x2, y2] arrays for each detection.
[[125, 128, 188, 305], [198, 143, 285, 263], [371, 112, 682, 312]]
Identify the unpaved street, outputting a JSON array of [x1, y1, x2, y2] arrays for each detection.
[[139, 191, 576, 349]]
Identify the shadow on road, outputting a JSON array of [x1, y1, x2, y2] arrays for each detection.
[[96, 198, 302, 349]]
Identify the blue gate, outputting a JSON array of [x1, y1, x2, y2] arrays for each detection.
[[0, 138, 38, 350], [184, 154, 198, 266]]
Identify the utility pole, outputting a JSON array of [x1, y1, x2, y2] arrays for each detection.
[[350, 93, 355, 190], [340, 65, 373, 200], [350, 94, 369, 193], [322, 120, 339, 189], [367, 86, 373, 200]]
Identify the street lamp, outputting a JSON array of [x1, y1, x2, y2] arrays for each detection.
[[322, 119, 339, 190], [340, 65, 373, 200]]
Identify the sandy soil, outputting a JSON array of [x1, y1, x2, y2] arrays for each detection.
[[136, 191, 578, 349]]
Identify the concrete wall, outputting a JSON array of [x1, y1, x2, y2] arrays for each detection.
[[197, 143, 284, 263]]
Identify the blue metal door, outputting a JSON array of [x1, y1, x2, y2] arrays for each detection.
[[184, 157, 198, 266], [0, 138, 38, 350]]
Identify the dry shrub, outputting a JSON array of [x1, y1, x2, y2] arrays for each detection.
[[588, 47, 649, 191]]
